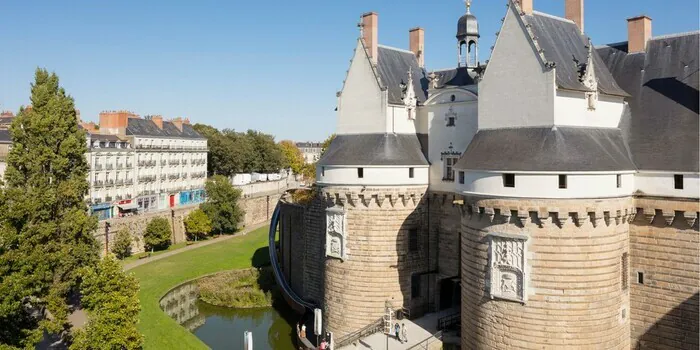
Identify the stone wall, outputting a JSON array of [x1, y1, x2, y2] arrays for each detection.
[[320, 185, 432, 339], [95, 193, 280, 255], [460, 196, 633, 349], [629, 197, 699, 350]]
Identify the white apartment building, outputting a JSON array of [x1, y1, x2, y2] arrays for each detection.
[[296, 141, 322, 164], [86, 133, 136, 220]]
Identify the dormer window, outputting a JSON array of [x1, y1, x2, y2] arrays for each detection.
[[445, 106, 458, 127]]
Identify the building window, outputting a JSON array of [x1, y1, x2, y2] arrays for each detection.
[[637, 271, 644, 285], [409, 228, 418, 252], [621, 252, 629, 290], [617, 174, 622, 188], [450, 94, 456, 102], [503, 173, 515, 188], [558, 175, 567, 189], [409, 167, 414, 178], [674, 174, 684, 189], [443, 157, 458, 181], [411, 274, 421, 298], [357, 168, 364, 178], [459, 171, 465, 184], [446, 116, 455, 127]]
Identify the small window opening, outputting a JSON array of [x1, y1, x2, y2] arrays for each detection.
[[458, 171, 465, 184], [321, 167, 325, 177], [616, 174, 622, 188], [559, 174, 567, 189], [409, 167, 414, 178], [357, 168, 364, 178], [409, 228, 418, 252], [637, 271, 644, 284], [503, 173, 515, 188], [450, 94, 456, 102], [674, 174, 684, 189], [447, 116, 455, 127]]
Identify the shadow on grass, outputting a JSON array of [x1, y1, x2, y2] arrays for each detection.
[[251, 245, 271, 268]]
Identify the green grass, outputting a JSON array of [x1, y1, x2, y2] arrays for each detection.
[[128, 226, 270, 349], [121, 241, 189, 264]]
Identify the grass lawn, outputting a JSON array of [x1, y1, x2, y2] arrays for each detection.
[[128, 226, 270, 349], [121, 242, 189, 264]]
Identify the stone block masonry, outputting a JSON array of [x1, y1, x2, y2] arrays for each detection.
[[94, 192, 281, 255]]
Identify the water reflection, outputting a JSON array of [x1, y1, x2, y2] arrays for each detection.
[[160, 281, 295, 350]]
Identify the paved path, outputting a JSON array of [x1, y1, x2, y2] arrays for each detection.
[[123, 221, 269, 271]]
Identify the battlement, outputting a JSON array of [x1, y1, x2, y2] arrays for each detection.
[[320, 185, 428, 208]]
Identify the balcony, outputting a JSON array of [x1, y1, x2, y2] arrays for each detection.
[[94, 164, 103, 171], [116, 179, 124, 186], [160, 160, 167, 166], [106, 180, 115, 187], [125, 163, 133, 168], [106, 164, 114, 170], [160, 175, 166, 181], [125, 179, 134, 185], [168, 160, 180, 165], [93, 180, 104, 188], [116, 163, 124, 170]]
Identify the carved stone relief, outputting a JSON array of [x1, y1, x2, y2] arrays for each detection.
[[325, 207, 347, 261], [489, 233, 528, 302]]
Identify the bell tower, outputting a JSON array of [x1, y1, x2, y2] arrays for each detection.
[[456, 0, 480, 68]]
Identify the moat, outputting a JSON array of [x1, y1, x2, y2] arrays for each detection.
[[159, 281, 296, 350]]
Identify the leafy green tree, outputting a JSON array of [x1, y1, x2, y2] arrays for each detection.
[[223, 129, 257, 174], [279, 140, 304, 174], [70, 255, 143, 350], [112, 229, 133, 259], [143, 217, 171, 251], [184, 209, 212, 241], [247, 130, 283, 173], [201, 175, 245, 234], [192, 124, 236, 176], [320, 133, 336, 157], [0, 68, 99, 347]]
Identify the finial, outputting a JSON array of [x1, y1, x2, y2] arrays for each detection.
[[465, 0, 472, 14]]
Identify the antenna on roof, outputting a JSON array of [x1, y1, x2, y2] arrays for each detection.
[[465, 0, 472, 14]]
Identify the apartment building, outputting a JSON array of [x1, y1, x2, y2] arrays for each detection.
[[87, 133, 136, 220]]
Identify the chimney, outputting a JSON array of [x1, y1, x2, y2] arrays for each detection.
[[183, 118, 190, 125], [627, 15, 652, 53], [171, 117, 183, 132], [99, 110, 132, 129], [361, 12, 378, 64], [515, 0, 533, 15], [409, 27, 425, 68], [565, 0, 584, 32], [152, 115, 163, 129]]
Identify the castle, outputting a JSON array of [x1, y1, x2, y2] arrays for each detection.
[[275, 0, 699, 348]]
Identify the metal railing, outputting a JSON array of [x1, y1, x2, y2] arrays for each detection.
[[407, 331, 443, 350], [335, 317, 386, 348], [437, 312, 460, 331]]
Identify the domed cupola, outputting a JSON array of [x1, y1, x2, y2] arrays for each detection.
[[456, 0, 479, 68]]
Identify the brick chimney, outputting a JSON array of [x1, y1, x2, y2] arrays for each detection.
[[361, 12, 378, 64], [171, 117, 183, 132], [515, 0, 533, 15], [627, 15, 652, 53], [151, 115, 163, 129], [99, 110, 134, 129], [409, 27, 425, 68], [565, 0, 584, 33]]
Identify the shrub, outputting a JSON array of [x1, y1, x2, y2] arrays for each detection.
[[112, 229, 133, 259], [184, 209, 212, 241], [196, 268, 277, 308], [201, 175, 244, 234], [143, 217, 171, 251]]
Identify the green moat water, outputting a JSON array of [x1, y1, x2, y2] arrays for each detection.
[[160, 281, 296, 350]]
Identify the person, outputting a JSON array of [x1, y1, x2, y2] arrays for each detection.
[[319, 338, 328, 350], [300, 324, 306, 339], [394, 323, 402, 343], [401, 323, 408, 343]]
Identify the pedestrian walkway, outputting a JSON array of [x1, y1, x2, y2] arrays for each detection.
[[338, 309, 457, 350], [123, 221, 268, 271]]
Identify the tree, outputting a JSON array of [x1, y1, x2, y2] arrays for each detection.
[[192, 124, 235, 176], [184, 209, 212, 241], [320, 133, 336, 158], [0, 68, 99, 347], [70, 256, 143, 350], [201, 175, 245, 234], [223, 129, 257, 174], [112, 229, 133, 259], [279, 140, 304, 174], [143, 217, 171, 251], [247, 130, 283, 173]]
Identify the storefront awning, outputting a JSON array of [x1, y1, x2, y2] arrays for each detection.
[[117, 203, 139, 211]]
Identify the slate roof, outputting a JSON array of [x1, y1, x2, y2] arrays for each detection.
[[318, 133, 428, 166], [377, 45, 428, 105], [597, 32, 699, 172], [126, 118, 205, 139], [0, 129, 10, 144], [88, 133, 122, 142], [430, 67, 479, 89], [296, 142, 322, 148], [524, 12, 628, 97], [456, 127, 636, 172]]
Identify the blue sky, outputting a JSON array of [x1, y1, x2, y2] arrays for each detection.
[[1, 0, 697, 141]]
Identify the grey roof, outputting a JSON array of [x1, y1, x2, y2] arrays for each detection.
[[296, 142, 322, 148], [0, 129, 10, 143], [126, 118, 205, 139], [597, 32, 699, 172], [318, 133, 428, 166], [88, 133, 122, 142], [431, 67, 479, 89], [377, 46, 428, 105], [524, 12, 628, 97], [457, 12, 479, 41], [456, 127, 636, 172]]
